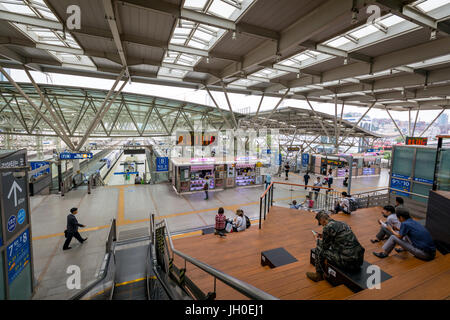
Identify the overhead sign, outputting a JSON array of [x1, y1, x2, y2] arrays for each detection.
[[287, 147, 300, 152], [405, 137, 428, 146], [176, 131, 218, 147], [1, 153, 29, 241], [30, 161, 50, 178], [156, 157, 169, 172], [301, 154, 309, 167], [59, 152, 93, 160], [114, 172, 139, 175], [321, 158, 345, 167], [7, 229, 30, 284], [390, 178, 411, 197]]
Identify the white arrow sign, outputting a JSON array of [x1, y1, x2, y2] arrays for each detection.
[[7, 180, 22, 207]]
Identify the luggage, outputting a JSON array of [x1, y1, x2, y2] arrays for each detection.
[[245, 215, 251, 229]]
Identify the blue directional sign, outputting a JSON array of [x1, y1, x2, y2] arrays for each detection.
[[30, 161, 50, 178], [156, 157, 169, 172], [266, 149, 271, 154], [114, 172, 139, 175], [59, 152, 93, 160], [390, 178, 411, 197], [7, 229, 30, 284], [413, 177, 433, 184], [301, 153, 310, 167]]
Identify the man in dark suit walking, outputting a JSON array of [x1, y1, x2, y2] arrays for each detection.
[[63, 207, 87, 250]]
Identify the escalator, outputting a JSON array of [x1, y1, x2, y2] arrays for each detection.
[[71, 217, 277, 301]]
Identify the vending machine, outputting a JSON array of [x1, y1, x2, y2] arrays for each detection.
[[226, 164, 235, 188]]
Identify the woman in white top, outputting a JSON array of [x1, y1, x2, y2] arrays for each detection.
[[232, 209, 246, 232]]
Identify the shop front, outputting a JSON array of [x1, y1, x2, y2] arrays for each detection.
[[171, 156, 265, 195]]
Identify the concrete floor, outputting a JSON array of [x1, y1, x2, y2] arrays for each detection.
[[29, 168, 389, 299]]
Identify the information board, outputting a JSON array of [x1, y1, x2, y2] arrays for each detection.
[[406, 137, 428, 146], [362, 167, 376, 175], [29, 161, 50, 178], [6, 229, 30, 284], [59, 152, 93, 160], [156, 157, 169, 172], [1, 153, 29, 241], [390, 178, 411, 197], [301, 153, 309, 167]]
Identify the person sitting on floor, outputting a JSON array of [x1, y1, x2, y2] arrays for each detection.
[[232, 209, 246, 232], [300, 195, 314, 210], [370, 205, 400, 243], [373, 208, 436, 261], [214, 207, 227, 237], [290, 200, 301, 209], [331, 192, 351, 214], [306, 211, 365, 282], [134, 173, 142, 184], [395, 196, 404, 209]]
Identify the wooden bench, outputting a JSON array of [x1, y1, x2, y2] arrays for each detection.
[[310, 248, 392, 292]]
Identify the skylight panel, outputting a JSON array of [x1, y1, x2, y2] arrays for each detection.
[[349, 24, 379, 39], [184, 0, 208, 9], [325, 37, 352, 48], [379, 14, 405, 27], [416, 0, 449, 12], [170, 37, 187, 45], [174, 27, 191, 35], [187, 39, 206, 49], [1, 3, 36, 16], [208, 0, 236, 19], [193, 29, 214, 42]]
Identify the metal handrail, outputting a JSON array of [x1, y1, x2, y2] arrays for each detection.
[[159, 218, 278, 300], [70, 219, 116, 300]]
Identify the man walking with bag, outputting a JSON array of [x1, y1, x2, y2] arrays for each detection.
[[63, 207, 87, 250]]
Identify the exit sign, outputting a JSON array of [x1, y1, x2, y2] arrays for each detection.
[[406, 137, 428, 146]]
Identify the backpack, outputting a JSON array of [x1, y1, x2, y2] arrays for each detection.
[[348, 198, 358, 212], [245, 215, 251, 229]]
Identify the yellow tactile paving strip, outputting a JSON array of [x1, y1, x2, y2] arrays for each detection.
[[31, 184, 386, 241]]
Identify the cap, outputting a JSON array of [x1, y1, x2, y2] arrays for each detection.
[[70, 207, 78, 213], [314, 211, 329, 225]]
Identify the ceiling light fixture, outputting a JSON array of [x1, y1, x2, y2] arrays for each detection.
[[232, 31, 237, 40], [206, 57, 210, 63], [344, 58, 348, 65], [430, 30, 437, 41]]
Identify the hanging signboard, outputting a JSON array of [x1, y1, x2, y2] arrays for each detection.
[[390, 178, 411, 197], [156, 157, 169, 172], [405, 137, 428, 146], [287, 147, 300, 152], [59, 152, 93, 160], [29, 161, 50, 178]]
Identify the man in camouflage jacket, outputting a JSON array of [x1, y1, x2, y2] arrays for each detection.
[[307, 211, 365, 282]]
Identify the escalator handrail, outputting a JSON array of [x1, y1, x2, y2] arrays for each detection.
[[70, 219, 116, 300], [162, 218, 279, 300]]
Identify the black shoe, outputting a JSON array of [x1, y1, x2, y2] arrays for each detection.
[[82, 237, 88, 242], [370, 239, 380, 243], [373, 251, 388, 258], [395, 248, 405, 253], [63, 247, 72, 251]]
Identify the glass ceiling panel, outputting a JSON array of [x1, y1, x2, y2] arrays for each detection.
[[379, 14, 405, 27], [415, 0, 450, 12], [208, 0, 236, 19], [325, 37, 352, 48], [184, 0, 209, 9], [349, 24, 380, 39]]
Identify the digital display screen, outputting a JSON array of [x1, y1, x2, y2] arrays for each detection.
[[405, 137, 428, 146]]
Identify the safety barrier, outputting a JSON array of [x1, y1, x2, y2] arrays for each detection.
[[149, 214, 278, 300]]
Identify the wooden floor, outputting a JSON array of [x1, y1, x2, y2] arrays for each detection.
[[172, 206, 450, 300]]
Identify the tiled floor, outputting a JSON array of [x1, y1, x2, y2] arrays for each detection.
[[29, 167, 390, 299]]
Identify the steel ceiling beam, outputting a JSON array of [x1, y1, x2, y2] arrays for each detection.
[[419, 108, 446, 137], [76, 69, 127, 150], [119, 0, 279, 40], [24, 68, 76, 150]]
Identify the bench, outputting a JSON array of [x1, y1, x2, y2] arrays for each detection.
[[261, 247, 298, 268], [310, 249, 392, 292]]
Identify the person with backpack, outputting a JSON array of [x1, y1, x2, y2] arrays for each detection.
[[313, 177, 322, 201], [232, 209, 246, 232], [203, 176, 209, 200], [307, 211, 365, 282], [214, 207, 227, 237], [332, 192, 356, 215]]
